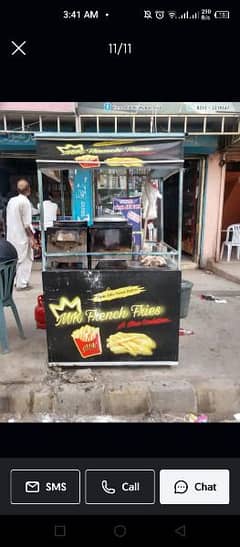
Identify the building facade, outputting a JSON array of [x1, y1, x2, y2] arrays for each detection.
[[0, 102, 239, 266]]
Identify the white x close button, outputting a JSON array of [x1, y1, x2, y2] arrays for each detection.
[[11, 41, 27, 56]]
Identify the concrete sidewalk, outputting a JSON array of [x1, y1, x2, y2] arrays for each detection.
[[208, 259, 240, 286], [1, 269, 240, 421]]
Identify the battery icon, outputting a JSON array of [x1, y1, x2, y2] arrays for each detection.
[[214, 10, 230, 19]]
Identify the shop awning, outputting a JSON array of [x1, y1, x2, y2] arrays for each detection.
[[35, 133, 185, 170]]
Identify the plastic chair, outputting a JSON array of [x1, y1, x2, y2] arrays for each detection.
[[220, 224, 240, 262], [0, 259, 25, 353]]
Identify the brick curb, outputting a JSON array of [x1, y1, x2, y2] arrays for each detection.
[[0, 378, 239, 419]]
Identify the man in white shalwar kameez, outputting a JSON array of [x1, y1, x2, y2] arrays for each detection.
[[6, 179, 35, 290]]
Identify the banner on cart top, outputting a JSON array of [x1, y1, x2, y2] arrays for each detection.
[[36, 139, 184, 168], [43, 270, 181, 365], [113, 196, 142, 247]]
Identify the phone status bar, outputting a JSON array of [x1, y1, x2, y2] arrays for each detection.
[[60, 9, 231, 23], [142, 9, 231, 22]]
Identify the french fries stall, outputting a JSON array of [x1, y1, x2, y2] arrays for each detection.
[[36, 133, 185, 366]]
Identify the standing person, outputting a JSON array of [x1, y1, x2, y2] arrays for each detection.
[[39, 190, 58, 230], [142, 176, 162, 242], [6, 179, 35, 290]]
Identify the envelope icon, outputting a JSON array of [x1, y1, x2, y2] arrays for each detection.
[[25, 481, 40, 494]]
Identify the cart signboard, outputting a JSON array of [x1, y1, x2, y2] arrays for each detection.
[[36, 138, 184, 168], [43, 270, 181, 366]]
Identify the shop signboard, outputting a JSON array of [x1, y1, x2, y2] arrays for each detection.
[[43, 270, 181, 366], [0, 132, 35, 150], [77, 102, 240, 115], [113, 196, 142, 247]]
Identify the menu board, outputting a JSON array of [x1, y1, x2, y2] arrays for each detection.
[[43, 270, 181, 366]]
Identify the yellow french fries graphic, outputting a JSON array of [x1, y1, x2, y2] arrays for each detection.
[[71, 325, 99, 342], [71, 325, 102, 358], [107, 332, 157, 357]]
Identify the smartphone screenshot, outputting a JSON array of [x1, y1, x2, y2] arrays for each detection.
[[0, 5, 239, 542]]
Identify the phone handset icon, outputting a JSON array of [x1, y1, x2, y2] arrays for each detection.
[[101, 479, 116, 495]]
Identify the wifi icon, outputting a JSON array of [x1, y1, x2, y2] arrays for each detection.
[[168, 11, 177, 19]]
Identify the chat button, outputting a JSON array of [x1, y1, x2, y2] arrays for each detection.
[[160, 470, 230, 505]]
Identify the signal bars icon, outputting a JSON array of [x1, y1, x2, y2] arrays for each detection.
[[179, 10, 200, 19]]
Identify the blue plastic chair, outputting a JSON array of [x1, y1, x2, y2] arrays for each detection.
[[0, 259, 25, 353]]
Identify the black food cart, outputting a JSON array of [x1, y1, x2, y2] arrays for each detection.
[[36, 133, 185, 367]]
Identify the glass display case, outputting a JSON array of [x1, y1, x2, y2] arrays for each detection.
[[94, 168, 150, 215]]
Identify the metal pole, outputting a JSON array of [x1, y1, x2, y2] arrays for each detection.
[[60, 172, 65, 218], [177, 168, 184, 270], [160, 178, 164, 242], [96, 116, 100, 133], [215, 153, 226, 262], [168, 116, 171, 133], [37, 169, 46, 271], [203, 116, 207, 133], [184, 116, 187, 134], [132, 116, 135, 133]]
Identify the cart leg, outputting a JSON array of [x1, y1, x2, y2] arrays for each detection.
[[37, 169, 46, 271]]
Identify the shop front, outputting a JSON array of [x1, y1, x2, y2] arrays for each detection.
[[163, 157, 206, 264], [0, 133, 71, 242], [36, 134, 185, 367]]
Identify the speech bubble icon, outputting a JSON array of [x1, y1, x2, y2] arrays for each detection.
[[174, 480, 188, 494]]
